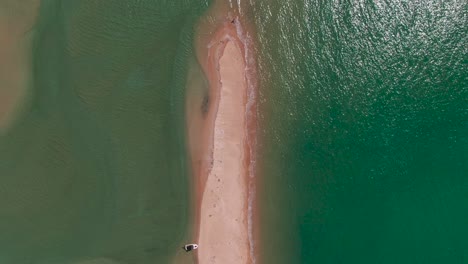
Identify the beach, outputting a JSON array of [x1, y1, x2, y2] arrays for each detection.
[[198, 38, 248, 263], [186, 11, 256, 263]]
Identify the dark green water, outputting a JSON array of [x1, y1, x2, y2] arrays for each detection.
[[0, 1, 209, 263], [247, 0, 467, 263]]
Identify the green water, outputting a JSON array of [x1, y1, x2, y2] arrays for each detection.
[[0, 1, 209, 263], [1, 1, 466, 263], [247, 0, 467, 263]]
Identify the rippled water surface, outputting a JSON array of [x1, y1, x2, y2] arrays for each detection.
[[0, 1, 209, 263], [246, 0, 467, 263]]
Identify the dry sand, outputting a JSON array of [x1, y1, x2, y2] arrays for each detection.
[[196, 40, 249, 263]]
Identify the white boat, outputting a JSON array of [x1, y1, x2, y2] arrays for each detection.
[[184, 243, 199, 252]]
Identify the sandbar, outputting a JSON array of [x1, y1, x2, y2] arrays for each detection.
[[186, 16, 256, 264], [197, 39, 249, 263]]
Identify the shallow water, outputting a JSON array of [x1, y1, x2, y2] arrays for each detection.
[[0, 1, 209, 263]]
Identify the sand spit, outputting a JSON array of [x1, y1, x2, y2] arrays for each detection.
[[197, 39, 249, 263], [185, 11, 258, 263]]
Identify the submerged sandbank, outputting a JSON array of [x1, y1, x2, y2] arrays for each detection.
[[0, 2, 39, 133]]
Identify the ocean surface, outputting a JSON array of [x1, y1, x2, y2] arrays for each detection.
[[0, 0, 466, 263], [246, 0, 467, 263]]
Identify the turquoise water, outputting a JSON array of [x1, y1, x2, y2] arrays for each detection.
[[247, 0, 467, 263], [0, 1, 208, 263]]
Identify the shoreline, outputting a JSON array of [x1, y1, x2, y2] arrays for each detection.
[[186, 5, 258, 263]]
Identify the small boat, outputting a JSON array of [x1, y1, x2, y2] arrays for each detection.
[[184, 243, 199, 252]]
